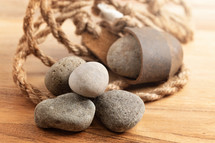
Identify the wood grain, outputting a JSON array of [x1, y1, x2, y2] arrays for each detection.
[[0, 0, 215, 142]]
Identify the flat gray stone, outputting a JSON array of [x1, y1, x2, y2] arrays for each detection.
[[69, 62, 109, 98], [34, 93, 95, 131], [107, 35, 141, 79], [95, 90, 145, 132], [45, 56, 85, 96]]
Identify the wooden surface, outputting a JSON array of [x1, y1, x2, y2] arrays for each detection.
[[0, 0, 215, 143]]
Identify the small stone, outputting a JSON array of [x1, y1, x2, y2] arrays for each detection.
[[34, 93, 95, 131], [45, 56, 85, 96], [95, 90, 145, 132], [107, 34, 141, 79], [69, 62, 109, 98], [97, 3, 124, 21]]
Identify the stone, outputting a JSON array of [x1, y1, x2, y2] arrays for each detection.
[[69, 62, 109, 98], [45, 56, 85, 96], [34, 93, 95, 131], [107, 34, 141, 79], [97, 3, 124, 21], [94, 90, 145, 132]]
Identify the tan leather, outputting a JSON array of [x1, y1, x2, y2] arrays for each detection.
[[82, 28, 119, 65]]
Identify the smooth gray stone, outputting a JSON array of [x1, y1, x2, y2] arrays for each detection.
[[107, 35, 141, 79], [34, 93, 95, 131], [45, 56, 85, 96], [69, 62, 109, 98], [95, 90, 145, 132]]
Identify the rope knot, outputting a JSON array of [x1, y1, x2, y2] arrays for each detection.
[[73, 12, 101, 38]]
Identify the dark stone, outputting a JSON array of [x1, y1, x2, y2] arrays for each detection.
[[34, 93, 95, 131], [95, 90, 145, 132], [45, 56, 85, 96]]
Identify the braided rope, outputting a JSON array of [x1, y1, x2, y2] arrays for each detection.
[[107, 65, 189, 102], [13, 0, 192, 104]]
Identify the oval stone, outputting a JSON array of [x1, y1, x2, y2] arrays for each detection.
[[34, 93, 95, 131], [45, 56, 85, 96], [69, 62, 109, 98], [107, 34, 141, 79], [94, 90, 145, 132]]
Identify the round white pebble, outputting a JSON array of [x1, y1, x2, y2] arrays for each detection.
[[69, 62, 109, 98]]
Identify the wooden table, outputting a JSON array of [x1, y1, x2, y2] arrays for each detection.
[[0, 0, 215, 142]]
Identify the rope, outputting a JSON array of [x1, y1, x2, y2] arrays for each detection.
[[13, 0, 192, 104], [107, 65, 189, 102]]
